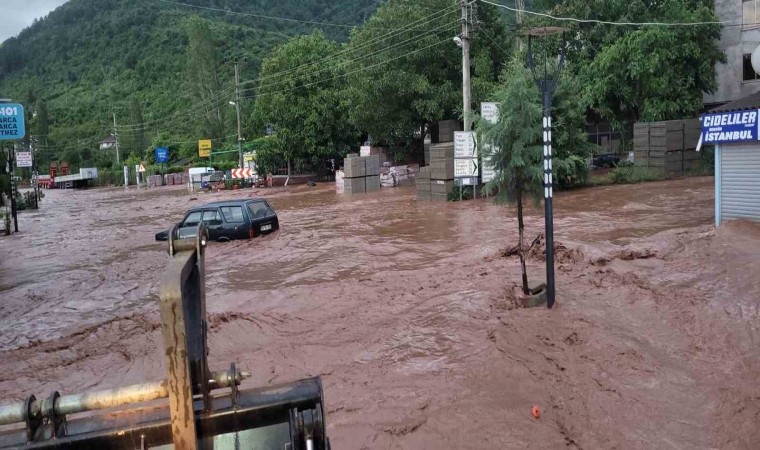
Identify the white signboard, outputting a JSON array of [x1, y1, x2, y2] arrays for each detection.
[[481, 146, 496, 183], [455, 158, 478, 177], [454, 131, 477, 158], [481, 102, 499, 124], [480, 102, 500, 183], [15, 151, 32, 167]]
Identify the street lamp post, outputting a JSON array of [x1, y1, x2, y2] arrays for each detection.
[[527, 26, 567, 309]]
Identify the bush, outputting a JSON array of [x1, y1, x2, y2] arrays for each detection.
[[447, 184, 474, 202], [609, 166, 665, 184], [94, 168, 125, 187]]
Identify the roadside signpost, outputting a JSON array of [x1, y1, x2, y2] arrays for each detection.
[[454, 131, 478, 193], [231, 168, 253, 179], [198, 139, 212, 158], [481, 102, 499, 184], [15, 151, 32, 168], [155, 147, 169, 164], [0, 103, 25, 141], [1, 102, 25, 233]]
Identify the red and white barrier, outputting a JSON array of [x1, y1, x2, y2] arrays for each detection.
[[231, 168, 253, 179]]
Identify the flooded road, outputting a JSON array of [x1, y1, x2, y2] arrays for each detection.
[[1, 177, 759, 448]]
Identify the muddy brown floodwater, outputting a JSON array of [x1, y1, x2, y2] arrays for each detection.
[[1, 177, 759, 449]]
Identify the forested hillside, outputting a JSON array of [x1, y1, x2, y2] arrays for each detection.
[[0, 0, 378, 168], [0, 0, 723, 182]]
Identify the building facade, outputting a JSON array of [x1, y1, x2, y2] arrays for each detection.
[[704, 0, 760, 107]]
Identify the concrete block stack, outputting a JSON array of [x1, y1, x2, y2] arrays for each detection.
[[365, 155, 380, 192], [416, 166, 431, 201], [343, 155, 366, 194], [431, 119, 462, 144], [431, 179, 454, 202], [343, 155, 381, 194], [429, 142, 454, 201], [148, 174, 164, 188]]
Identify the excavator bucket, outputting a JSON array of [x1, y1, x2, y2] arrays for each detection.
[[0, 224, 329, 449]]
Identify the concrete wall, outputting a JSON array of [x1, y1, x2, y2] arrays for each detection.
[[704, 0, 760, 105]]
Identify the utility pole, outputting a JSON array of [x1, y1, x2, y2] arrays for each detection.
[[516, 0, 525, 51], [461, 0, 472, 131], [113, 112, 120, 165], [7, 144, 19, 232], [234, 63, 244, 169]]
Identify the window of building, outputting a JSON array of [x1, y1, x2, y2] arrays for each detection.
[[745, 0, 759, 28], [743, 54, 760, 81]]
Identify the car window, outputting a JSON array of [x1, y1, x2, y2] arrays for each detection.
[[246, 201, 275, 219], [182, 211, 202, 227], [202, 209, 222, 225], [220, 206, 245, 223]]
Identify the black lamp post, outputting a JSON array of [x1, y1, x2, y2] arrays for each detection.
[[527, 26, 567, 309]]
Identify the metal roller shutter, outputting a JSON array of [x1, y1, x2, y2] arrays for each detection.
[[721, 143, 760, 222]]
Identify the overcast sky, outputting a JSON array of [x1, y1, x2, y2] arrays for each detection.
[[1, 0, 69, 42]]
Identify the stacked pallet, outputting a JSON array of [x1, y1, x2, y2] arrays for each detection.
[[416, 166, 431, 201], [148, 175, 164, 188], [633, 119, 702, 177], [343, 155, 366, 194], [343, 155, 381, 194], [365, 155, 380, 192], [429, 142, 454, 201], [430, 120, 462, 144]]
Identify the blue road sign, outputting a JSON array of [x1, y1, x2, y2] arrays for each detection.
[[0, 103, 25, 141], [155, 146, 169, 163]]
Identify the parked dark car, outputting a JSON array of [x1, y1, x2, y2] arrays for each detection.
[[155, 199, 279, 242], [592, 153, 621, 168]]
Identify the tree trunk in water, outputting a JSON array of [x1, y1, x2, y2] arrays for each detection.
[[517, 185, 529, 295], [285, 159, 291, 186]]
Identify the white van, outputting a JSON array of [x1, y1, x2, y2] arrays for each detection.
[[188, 167, 214, 178], [188, 167, 214, 189]]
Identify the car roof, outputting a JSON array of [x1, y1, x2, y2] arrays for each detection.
[[188, 199, 268, 211]]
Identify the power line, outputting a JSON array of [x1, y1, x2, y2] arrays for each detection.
[[480, 0, 731, 27], [252, 35, 455, 101], [243, 18, 458, 96], [476, 23, 509, 56], [157, 0, 356, 28], [116, 85, 237, 130], [119, 5, 458, 132], [244, 6, 458, 87]]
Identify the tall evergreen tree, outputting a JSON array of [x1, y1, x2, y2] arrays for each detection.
[[184, 17, 228, 140], [477, 57, 543, 295]]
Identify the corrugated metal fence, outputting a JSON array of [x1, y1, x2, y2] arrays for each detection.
[[633, 119, 704, 176]]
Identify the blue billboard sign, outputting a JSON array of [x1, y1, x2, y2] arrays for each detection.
[[0, 103, 25, 141], [155, 147, 169, 163], [701, 110, 759, 144]]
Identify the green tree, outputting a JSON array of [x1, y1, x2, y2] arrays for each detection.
[[552, 0, 724, 127], [478, 57, 543, 295], [34, 99, 50, 139], [123, 97, 147, 155], [184, 17, 228, 140], [345, 0, 510, 155], [551, 73, 596, 188], [253, 32, 358, 175]]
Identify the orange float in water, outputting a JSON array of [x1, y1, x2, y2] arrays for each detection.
[[532, 405, 541, 419]]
